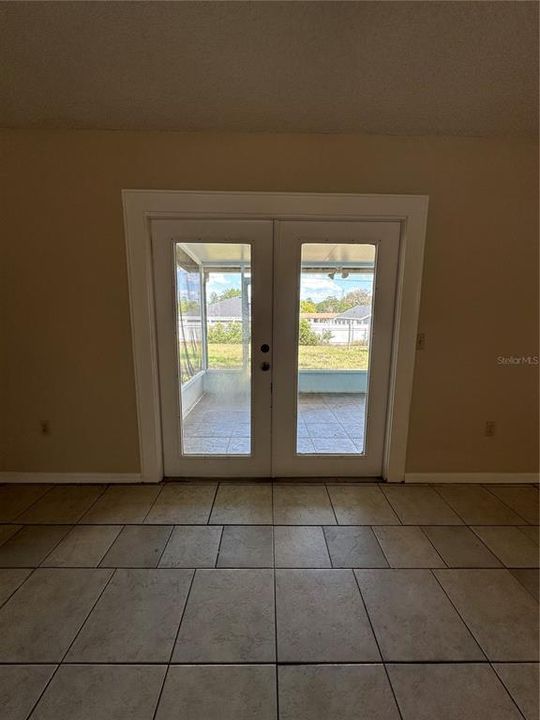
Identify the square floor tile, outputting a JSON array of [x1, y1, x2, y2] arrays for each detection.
[[324, 526, 388, 568], [472, 526, 539, 567], [493, 663, 540, 720], [279, 664, 400, 720], [0, 485, 52, 522], [159, 526, 222, 568], [485, 486, 539, 524], [144, 483, 217, 524], [0, 665, 56, 720], [422, 526, 501, 567], [372, 526, 445, 567], [276, 569, 379, 662], [100, 525, 172, 568], [273, 485, 336, 524], [155, 665, 276, 720], [17, 486, 104, 524], [382, 486, 462, 525], [67, 569, 193, 662], [510, 568, 539, 600], [42, 525, 122, 567], [173, 569, 275, 662], [274, 526, 331, 567], [0, 568, 31, 606], [355, 569, 482, 661], [217, 526, 273, 567], [210, 484, 272, 524], [30, 664, 166, 720], [0, 525, 72, 567], [0, 568, 112, 661], [434, 569, 539, 660], [81, 486, 161, 524], [327, 486, 398, 524], [387, 663, 523, 720], [434, 486, 523, 524]]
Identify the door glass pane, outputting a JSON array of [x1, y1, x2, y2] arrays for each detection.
[[296, 243, 376, 454], [175, 243, 251, 455]]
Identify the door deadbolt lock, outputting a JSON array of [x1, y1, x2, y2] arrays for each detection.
[[260, 343, 270, 353], [260, 362, 271, 371]]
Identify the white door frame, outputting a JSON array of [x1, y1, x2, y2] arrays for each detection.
[[122, 190, 429, 483]]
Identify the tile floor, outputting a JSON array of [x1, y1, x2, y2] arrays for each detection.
[[0, 481, 538, 719], [183, 393, 366, 454]]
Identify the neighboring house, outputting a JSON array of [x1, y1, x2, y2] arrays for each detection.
[[181, 297, 371, 345], [302, 304, 372, 345], [206, 296, 246, 324]]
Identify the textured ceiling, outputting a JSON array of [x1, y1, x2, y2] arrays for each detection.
[[0, 1, 538, 137]]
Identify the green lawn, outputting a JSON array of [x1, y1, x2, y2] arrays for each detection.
[[206, 343, 369, 370]]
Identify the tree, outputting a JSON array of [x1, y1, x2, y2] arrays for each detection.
[[300, 299, 317, 313], [209, 288, 242, 304], [315, 296, 342, 313], [298, 318, 319, 345], [207, 321, 244, 343], [341, 289, 372, 309]]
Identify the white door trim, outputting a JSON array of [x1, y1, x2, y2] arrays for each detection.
[[122, 191, 429, 483]]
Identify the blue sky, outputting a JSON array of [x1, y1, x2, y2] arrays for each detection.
[[205, 271, 373, 302], [179, 271, 373, 303]]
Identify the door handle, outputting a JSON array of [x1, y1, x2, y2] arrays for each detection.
[[260, 362, 271, 371]]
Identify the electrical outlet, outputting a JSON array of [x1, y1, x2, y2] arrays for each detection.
[[484, 421, 496, 437], [40, 420, 50, 436], [416, 333, 425, 350]]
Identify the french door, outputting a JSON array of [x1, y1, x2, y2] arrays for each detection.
[[152, 218, 399, 477]]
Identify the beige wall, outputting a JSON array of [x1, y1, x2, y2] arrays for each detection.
[[0, 130, 538, 474]]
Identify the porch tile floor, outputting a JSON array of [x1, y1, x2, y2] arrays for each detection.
[[0, 481, 538, 719], [182, 393, 366, 454]]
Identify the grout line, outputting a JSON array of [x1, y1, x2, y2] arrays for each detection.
[[59, 567, 118, 662], [10, 484, 57, 522], [23, 662, 62, 719], [76, 484, 109, 523], [142, 485, 165, 524], [418, 527, 449, 568], [320, 526, 334, 568], [214, 526, 225, 568], [324, 484, 339, 525], [1, 564, 533, 571], [482, 485, 530, 525], [0, 566, 36, 609], [36, 524, 78, 567], [429, 486, 471, 525], [155, 525, 177, 568], [429, 568, 489, 662], [166, 568, 197, 662], [272, 483, 280, 718], [370, 526, 392, 568], [352, 569, 405, 720], [151, 664, 170, 720], [0, 659, 536, 666], [1, 518, 539, 527], [206, 483, 220, 525], [490, 661, 529, 720]]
